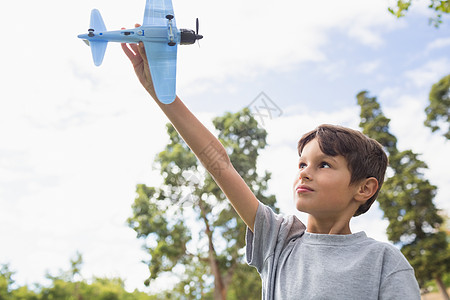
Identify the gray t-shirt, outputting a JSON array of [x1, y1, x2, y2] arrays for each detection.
[[246, 202, 421, 299]]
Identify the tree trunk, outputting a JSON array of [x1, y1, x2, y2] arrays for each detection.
[[199, 199, 227, 300], [435, 276, 450, 300]]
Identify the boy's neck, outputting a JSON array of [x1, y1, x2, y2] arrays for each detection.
[[306, 215, 352, 235]]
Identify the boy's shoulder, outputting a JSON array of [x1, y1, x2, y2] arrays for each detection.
[[360, 236, 414, 274], [345, 233, 411, 265]]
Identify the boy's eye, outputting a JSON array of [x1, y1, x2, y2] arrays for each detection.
[[320, 162, 331, 168], [299, 162, 307, 169]]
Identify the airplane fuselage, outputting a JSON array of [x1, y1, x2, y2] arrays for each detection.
[[77, 25, 181, 45]]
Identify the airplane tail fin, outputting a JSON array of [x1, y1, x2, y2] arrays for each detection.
[[90, 9, 106, 32], [89, 9, 107, 66], [90, 41, 108, 66]]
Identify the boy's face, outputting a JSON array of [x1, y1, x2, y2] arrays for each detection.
[[293, 138, 360, 219]]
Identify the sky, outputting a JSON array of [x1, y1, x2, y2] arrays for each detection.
[[1, 0, 449, 294]]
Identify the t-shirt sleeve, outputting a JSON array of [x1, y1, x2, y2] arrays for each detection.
[[379, 246, 421, 300], [379, 269, 420, 299], [245, 201, 305, 274], [245, 202, 285, 273]]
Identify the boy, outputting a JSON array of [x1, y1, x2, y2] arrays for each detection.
[[121, 40, 421, 299]]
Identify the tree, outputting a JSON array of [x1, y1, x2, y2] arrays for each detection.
[[10, 286, 39, 300], [0, 257, 156, 300], [41, 253, 155, 300], [425, 73, 450, 139], [388, 0, 450, 27], [357, 91, 450, 299], [0, 264, 15, 300], [1, 263, 41, 300], [128, 108, 276, 299], [40, 276, 154, 300]]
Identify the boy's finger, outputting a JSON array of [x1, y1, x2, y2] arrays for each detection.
[[129, 43, 140, 55], [137, 42, 148, 61], [121, 43, 135, 61]]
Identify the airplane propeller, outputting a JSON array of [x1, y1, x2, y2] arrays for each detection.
[[196, 18, 200, 36], [195, 18, 203, 47]]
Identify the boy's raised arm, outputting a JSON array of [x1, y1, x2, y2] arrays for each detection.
[[121, 41, 259, 231]]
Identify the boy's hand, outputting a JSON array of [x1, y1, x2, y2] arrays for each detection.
[[121, 24, 157, 100]]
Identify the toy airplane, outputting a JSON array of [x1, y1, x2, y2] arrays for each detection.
[[77, 0, 202, 104]]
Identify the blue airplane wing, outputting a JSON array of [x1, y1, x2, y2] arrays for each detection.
[[143, 0, 175, 26], [144, 41, 177, 104]]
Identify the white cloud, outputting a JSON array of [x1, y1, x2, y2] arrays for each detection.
[[404, 58, 450, 88], [425, 37, 450, 54], [316, 60, 348, 81], [357, 59, 382, 75], [174, 0, 405, 95]]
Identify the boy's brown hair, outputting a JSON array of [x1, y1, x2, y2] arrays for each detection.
[[297, 124, 388, 216]]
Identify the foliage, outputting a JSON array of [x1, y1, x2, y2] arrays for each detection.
[[128, 108, 275, 298], [0, 264, 15, 300], [0, 256, 157, 300], [39, 277, 155, 300], [225, 262, 262, 300], [357, 91, 450, 292], [388, 0, 450, 27], [424, 272, 450, 292], [0, 264, 39, 300], [425, 73, 450, 139]]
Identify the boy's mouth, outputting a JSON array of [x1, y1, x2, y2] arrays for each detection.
[[296, 184, 314, 193]]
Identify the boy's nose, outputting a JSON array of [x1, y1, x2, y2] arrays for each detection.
[[299, 169, 311, 181], [299, 174, 311, 181]]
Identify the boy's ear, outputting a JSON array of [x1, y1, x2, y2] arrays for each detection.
[[354, 177, 378, 203]]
